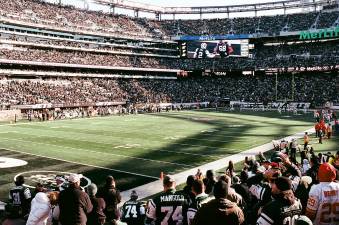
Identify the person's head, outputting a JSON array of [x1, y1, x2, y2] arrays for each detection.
[[213, 180, 228, 199], [130, 190, 138, 200], [48, 191, 59, 206], [201, 42, 207, 49], [105, 175, 115, 187], [271, 176, 291, 195], [336, 150, 339, 159], [87, 183, 98, 197], [310, 156, 319, 167], [15, 175, 25, 186], [232, 176, 240, 184], [163, 175, 176, 191], [318, 163, 337, 182], [228, 160, 234, 168], [68, 173, 82, 188], [55, 176, 65, 186], [240, 170, 248, 183], [186, 175, 195, 187], [206, 170, 215, 180], [305, 132, 308, 135], [35, 183, 46, 193], [192, 179, 205, 196]]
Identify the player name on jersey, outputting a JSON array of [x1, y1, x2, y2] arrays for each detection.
[[160, 195, 185, 202], [323, 190, 338, 197]]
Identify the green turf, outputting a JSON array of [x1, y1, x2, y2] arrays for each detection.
[[0, 109, 336, 202]]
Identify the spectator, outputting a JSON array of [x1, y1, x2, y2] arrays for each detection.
[[145, 175, 190, 225], [8, 175, 32, 219], [97, 176, 121, 225], [26, 191, 59, 225], [59, 173, 93, 225], [306, 163, 339, 225], [187, 179, 211, 225], [192, 180, 245, 225], [182, 175, 196, 203], [256, 176, 302, 225], [86, 183, 106, 225], [203, 170, 216, 195], [120, 190, 145, 225]]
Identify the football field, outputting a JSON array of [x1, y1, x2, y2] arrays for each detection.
[[0, 109, 323, 201]]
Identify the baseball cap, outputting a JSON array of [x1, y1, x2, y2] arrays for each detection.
[[295, 215, 313, 225], [68, 173, 83, 183], [163, 175, 175, 186], [274, 176, 292, 192], [318, 163, 336, 182]]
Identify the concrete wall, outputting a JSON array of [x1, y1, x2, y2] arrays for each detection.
[[0, 110, 22, 122]]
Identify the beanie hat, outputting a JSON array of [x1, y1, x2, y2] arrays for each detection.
[[295, 215, 313, 225], [213, 180, 228, 199], [318, 163, 336, 182], [274, 176, 292, 191]]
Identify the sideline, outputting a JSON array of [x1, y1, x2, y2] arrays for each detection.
[[119, 127, 315, 205]]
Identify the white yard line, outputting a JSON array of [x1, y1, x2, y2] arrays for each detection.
[[0, 147, 158, 179], [0, 137, 191, 167], [119, 127, 316, 205]]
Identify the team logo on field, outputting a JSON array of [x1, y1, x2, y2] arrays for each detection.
[[15, 171, 91, 190], [0, 157, 27, 168]]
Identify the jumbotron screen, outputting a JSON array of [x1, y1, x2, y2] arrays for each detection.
[[179, 39, 250, 59]]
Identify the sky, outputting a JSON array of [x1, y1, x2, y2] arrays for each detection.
[[47, 0, 306, 19]]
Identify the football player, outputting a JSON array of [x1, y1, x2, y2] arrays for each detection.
[[193, 43, 214, 59], [145, 175, 190, 225], [306, 163, 339, 225], [121, 190, 145, 225], [213, 40, 233, 58]]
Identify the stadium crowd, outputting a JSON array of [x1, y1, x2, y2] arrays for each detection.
[[1, 46, 339, 71], [0, 34, 176, 56], [0, 73, 337, 107], [3, 114, 339, 225], [1, 0, 339, 38]]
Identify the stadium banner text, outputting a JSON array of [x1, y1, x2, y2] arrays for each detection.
[[299, 27, 339, 40], [178, 34, 251, 41]]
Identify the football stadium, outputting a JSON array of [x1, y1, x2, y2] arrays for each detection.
[[0, 0, 338, 224]]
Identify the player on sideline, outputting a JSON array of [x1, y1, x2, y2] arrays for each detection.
[[121, 190, 145, 225], [193, 43, 214, 59], [306, 163, 339, 225], [145, 175, 190, 225]]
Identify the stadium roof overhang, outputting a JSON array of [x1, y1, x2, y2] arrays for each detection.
[[94, 0, 334, 15]]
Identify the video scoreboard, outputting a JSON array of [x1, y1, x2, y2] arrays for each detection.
[[177, 35, 252, 59]]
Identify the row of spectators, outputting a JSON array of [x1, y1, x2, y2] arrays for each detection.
[[0, 48, 170, 69], [0, 0, 338, 38], [0, 0, 161, 39], [4, 134, 339, 225], [1, 47, 339, 71], [0, 73, 337, 106], [0, 34, 176, 56]]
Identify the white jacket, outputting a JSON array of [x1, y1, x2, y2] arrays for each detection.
[[26, 192, 51, 225]]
